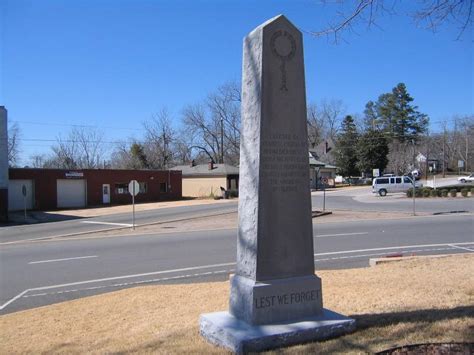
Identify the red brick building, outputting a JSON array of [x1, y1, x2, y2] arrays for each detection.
[[8, 168, 182, 211]]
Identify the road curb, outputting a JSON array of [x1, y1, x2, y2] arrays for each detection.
[[369, 253, 463, 267]]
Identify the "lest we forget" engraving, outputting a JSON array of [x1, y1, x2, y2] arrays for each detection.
[[255, 289, 322, 309]]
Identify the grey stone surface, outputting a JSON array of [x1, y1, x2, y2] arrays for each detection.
[[238, 15, 313, 283], [200, 309, 356, 354], [0, 106, 8, 222], [230, 274, 322, 325], [234, 14, 320, 325], [199, 15, 355, 352], [0, 106, 7, 190]]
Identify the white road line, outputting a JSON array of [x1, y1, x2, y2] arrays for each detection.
[[81, 221, 133, 227], [314, 247, 455, 262], [313, 242, 474, 256], [27, 262, 237, 292], [0, 262, 236, 311], [23, 269, 236, 298], [449, 244, 474, 252], [315, 232, 368, 238], [0, 290, 29, 311], [28, 255, 98, 265]]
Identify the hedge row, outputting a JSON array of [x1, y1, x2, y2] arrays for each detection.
[[406, 187, 474, 198]]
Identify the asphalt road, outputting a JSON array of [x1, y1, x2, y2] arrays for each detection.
[[2, 186, 472, 244], [311, 186, 474, 213], [0, 202, 239, 243], [1, 212, 472, 315]]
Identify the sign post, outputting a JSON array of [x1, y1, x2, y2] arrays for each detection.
[[128, 180, 140, 230], [22, 184, 27, 220]]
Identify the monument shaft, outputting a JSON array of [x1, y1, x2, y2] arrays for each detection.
[[231, 15, 322, 325], [237, 14, 314, 282], [199, 17, 355, 351]]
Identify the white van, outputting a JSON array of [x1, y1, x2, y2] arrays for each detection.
[[372, 176, 422, 196]]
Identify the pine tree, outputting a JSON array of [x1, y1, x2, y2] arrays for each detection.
[[356, 129, 389, 175], [373, 83, 429, 142], [334, 115, 360, 177]]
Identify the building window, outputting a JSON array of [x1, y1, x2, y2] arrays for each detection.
[[115, 183, 129, 194], [160, 182, 167, 193], [139, 182, 148, 193]]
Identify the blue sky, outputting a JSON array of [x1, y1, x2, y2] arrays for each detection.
[[1, 0, 472, 164]]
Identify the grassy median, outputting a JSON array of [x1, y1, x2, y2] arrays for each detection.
[[1, 254, 473, 354]]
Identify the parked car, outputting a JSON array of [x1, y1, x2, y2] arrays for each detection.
[[458, 174, 474, 183], [372, 176, 423, 196]]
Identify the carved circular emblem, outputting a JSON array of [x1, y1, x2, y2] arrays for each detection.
[[270, 30, 296, 61]]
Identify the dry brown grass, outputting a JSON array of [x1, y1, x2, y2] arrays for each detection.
[[1, 255, 473, 354]]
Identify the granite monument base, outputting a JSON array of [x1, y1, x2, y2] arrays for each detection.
[[230, 274, 323, 325], [200, 309, 356, 354]]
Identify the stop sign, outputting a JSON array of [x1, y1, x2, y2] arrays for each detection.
[[128, 180, 139, 197]]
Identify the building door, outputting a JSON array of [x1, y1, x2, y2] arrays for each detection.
[[8, 180, 34, 211], [57, 179, 86, 208], [102, 184, 110, 204]]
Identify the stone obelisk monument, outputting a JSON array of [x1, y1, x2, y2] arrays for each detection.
[[200, 15, 355, 353], [0, 107, 8, 222]]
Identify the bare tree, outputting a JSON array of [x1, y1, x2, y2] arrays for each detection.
[[386, 140, 415, 174], [307, 103, 325, 149], [309, 0, 473, 42], [29, 154, 48, 168], [143, 108, 176, 169], [49, 127, 106, 169], [7, 122, 20, 166], [181, 82, 241, 165]]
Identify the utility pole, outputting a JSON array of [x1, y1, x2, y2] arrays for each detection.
[[220, 116, 224, 164], [442, 127, 446, 178], [412, 139, 416, 216]]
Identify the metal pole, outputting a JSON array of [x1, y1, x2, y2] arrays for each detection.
[[132, 184, 135, 230], [323, 184, 326, 212], [24, 195, 26, 220], [412, 139, 416, 216]]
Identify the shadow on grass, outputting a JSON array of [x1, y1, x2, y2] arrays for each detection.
[[268, 306, 474, 354], [351, 305, 474, 329]]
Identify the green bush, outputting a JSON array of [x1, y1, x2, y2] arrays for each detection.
[[441, 189, 449, 197], [471, 188, 474, 196], [436, 189, 442, 197], [422, 188, 431, 197], [406, 189, 413, 197], [461, 188, 469, 197], [415, 189, 422, 198], [430, 189, 438, 197], [228, 190, 239, 198], [449, 189, 457, 197], [439, 183, 474, 192]]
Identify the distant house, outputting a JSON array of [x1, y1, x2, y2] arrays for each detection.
[[309, 151, 337, 189], [170, 161, 239, 198], [310, 138, 336, 166]]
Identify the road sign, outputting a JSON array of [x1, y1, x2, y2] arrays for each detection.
[[372, 169, 380, 177], [22, 185, 27, 197], [128, 180, 139, 196], [128, 180, 139, 230], [458, 160, 464, 168]]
